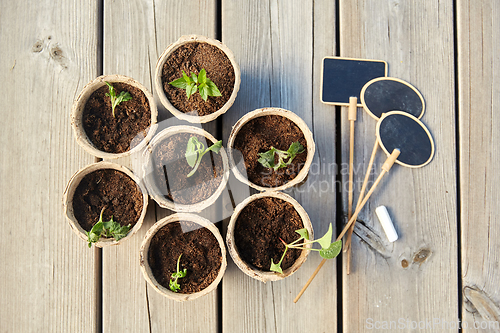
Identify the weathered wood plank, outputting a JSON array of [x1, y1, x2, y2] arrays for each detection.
[[221, 0, 338, 332], [340, 1, 458, 331], [0, 1, 98, 332], [101, 0, 219, 332], [458, 1, 500, 332]]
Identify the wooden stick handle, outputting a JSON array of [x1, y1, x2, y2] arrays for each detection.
[[344, 140, 378, 255], [293, 258, 327, 303], [347, 98, 357, 218], [294, 149, 400, 303], [345, 134, 378, 274], [348, 96, 357, 121], [337, 149, 400, 241]]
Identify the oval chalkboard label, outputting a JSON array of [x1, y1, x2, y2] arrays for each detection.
[[361, 77, 425, 120], [376, 111, 434, 168]]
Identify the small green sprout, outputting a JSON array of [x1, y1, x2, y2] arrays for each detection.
[[270, 224, 342, 274], [169, 254, 187, 292], [258, 142, 305, 171], [85, 208, 131, 248], [105, 81, 133, 118], [169, 68, 222, 101], [185, 136, 222, 177]]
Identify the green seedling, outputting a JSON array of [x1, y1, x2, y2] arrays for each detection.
[[85, 208, 131, 248], [169, 68, 222, 101], [270, 224, 342, 274], [169, 254, 187, 292], [258, 142, 305, 171], [105, 81, 132, 118], [185, 136, 222, 177]]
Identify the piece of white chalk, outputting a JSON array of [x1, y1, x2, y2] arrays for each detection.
[[375, 206, 398, 242]]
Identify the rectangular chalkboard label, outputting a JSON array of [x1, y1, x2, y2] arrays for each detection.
[[321, 57, 388, 106]]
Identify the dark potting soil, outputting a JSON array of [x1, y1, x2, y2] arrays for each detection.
[[147, 221, 222, 294], [233, 197, 305, 271], [152, 133, 224, 205], [233, 115, 308, 188], [72, 169, 144, 232], [83, 82, 151, 153], [161, 42, 235, 116]]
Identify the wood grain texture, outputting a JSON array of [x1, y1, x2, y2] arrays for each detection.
[[458, 1, 500, 332], [221, 0, 338, 332], [101, 0, 219, 332], [340, 1, 458, 331], [0, 1, 98, 332]]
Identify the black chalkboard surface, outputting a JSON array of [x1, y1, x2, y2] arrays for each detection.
[[376, 111, 434, 168], [321, 57, 387, 106], [361, 77, 425, 120]]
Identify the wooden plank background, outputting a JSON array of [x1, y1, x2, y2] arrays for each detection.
[[0, 1, 99, 332], [2, 0, 500, 332], [221, 0, 338, 332], [340, 1, 458, 332], [101, 1, 220, 332], [458, 0, 500, 332]]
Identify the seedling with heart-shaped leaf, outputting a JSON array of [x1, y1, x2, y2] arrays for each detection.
[[270, 223, 342, 274], [169, 68, 222, 101], [169, 254, 187, 292], [185, 136, 222, 177]]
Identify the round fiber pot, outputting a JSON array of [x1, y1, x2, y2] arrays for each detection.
[[63, 162, 148, 247], [226, 191, 314, 282], [71, 74, 158, 159], [140, 213, 227, 301], [142, 125, 229, 212], [228, 107, 315, 191], [155, 35, 240, 123]]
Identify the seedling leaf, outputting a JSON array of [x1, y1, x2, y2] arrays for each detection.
[[185, 137, 223, 177], [169, 254, 187, 292], [316, 223, 333, 249], [295, 228, 309, 240], [206, 140, 222, 153], [258, 142, 305, 171], [270, 259, 283, 274], [86, 209, 131, 247], [206, 79, 222, 96], [320, 240, 342, 259], [198, 68, 207, 84], [287, 142, 305, 160], [257, 148, 276, 169], [105, 81, 132, 118], [199, 84, 208, 101], [170, 77, 188, 89], [168, 68, 221, 101]]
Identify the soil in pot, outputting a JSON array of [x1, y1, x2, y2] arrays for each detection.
[[233, 115, 308, 188], [152, 132, 224, 205], [147, 221, 222, 294], [161, 42, 235, 116], [83, 82, 151, 153], [72, 169, 143, 232], [234, 197, 305, 271]]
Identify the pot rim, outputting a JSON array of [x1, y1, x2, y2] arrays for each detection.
[[63, 161, 149, 247], [154, 35, 241, 124], [139, 213, 227, 301], [226, 191, 314, 282], [71, 74, 158, 159], [142, 125, 229, 212], [227, 107, 316, 191]]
